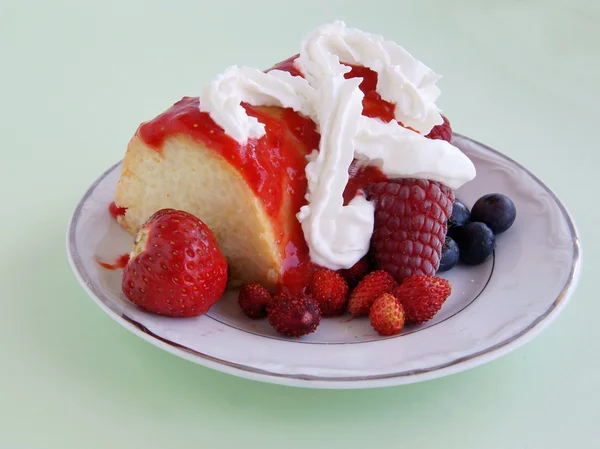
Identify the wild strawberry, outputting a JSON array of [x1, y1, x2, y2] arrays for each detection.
[[426, 115, 452, 142], [309, 268, 349, 316], [267, 293, 322, 337], [337, 256, 371, 288], [369, 293, 405, 336], [238, 283, 271, 319], [347, 270, 398, 317], [366, 179, 454, 283], [393, 275, 451, 324], [121, 209, 228, 317]]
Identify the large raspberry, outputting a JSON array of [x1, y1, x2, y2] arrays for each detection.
[[366, 179, 455, 283]]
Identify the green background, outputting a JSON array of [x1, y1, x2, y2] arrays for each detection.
[[1, 0, 597, 447]]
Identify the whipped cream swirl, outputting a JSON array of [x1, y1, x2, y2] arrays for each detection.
[[199, 21, 476, 270]]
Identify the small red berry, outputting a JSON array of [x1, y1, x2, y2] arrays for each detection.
[[347, 270, 398, 317], [337, 256, 371, 288], [238, 284, 271, 319], [267, 293, 322, 337], [309, 268, 349, 317], [393, 275, 451, 324], [369, 293, 405, 336]]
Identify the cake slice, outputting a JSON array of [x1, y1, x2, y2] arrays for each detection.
[[114, 97, 319, 291], [113, 46, 474, 293]]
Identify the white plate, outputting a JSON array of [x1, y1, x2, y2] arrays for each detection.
[[67, 134, 581, 389]]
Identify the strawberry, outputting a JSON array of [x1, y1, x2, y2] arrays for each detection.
[[238, 283, 271, 319], [392, 275, 451, 324], [337, 256, 371, 288], [426, 115, 452, 142], [347, 270, 398, 317], [121, 209, 228, 317], [366, 179, 454, 283], [309, 268, 349, 316], [369, 293, 405, 336], [267, 292, 322, 337]]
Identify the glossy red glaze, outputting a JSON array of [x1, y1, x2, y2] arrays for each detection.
[[344, 164, 388, 206], [108, 201, 127, 220], [96, 254, 130, 270], [269, 56, 397, 123], [343, 64, 396, 123], [135, 56, 394, 292], [138, 97, 318, 219], [279, 242, 319, 295], [266, 54, 304, 78]]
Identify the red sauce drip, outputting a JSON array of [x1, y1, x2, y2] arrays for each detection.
[[272, 56, 397, 124], [343, 164, 388, 205], [279, 242, 317, 295], [282, 107, 320, 153], [96, 254, 130, 270], [343, 64, 396, 123], [108, 201, 127, 220]]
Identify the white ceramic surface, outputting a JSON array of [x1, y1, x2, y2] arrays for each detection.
[[67, 134, 581, 389]]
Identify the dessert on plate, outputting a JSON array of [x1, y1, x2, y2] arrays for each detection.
[[106, 21, 515, 336]]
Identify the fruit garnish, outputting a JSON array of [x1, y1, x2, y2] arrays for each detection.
[[347, 270, 398, 317], [438, 236, 460, 273], [366, 179, 455, 283], [121, 209, 228, 317], [337, 256, 371, 288], [470, 193, 516, 235], [453, 222, 496, 265], [267, 293, 322, 337], [309, 268, 349, 317], [447, 199, 471, 237], [425, 115, 452, 142], [238, 283, 271, 319], [369, 293, 406, 336], [392, 275, 451, 324]]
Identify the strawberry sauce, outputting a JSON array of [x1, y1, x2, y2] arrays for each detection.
[[136, 56, 392, 292], [344, 163, 388, 206], [269, 55, 397, 124], [96, 254, 130, 270], [108, 201, 127, 220]]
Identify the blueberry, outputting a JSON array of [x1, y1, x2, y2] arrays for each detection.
[[438, 236, 460, 272], [470, 193, 516, 234], [454, 222, 496, 265], [447, 200, 471, 237]]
